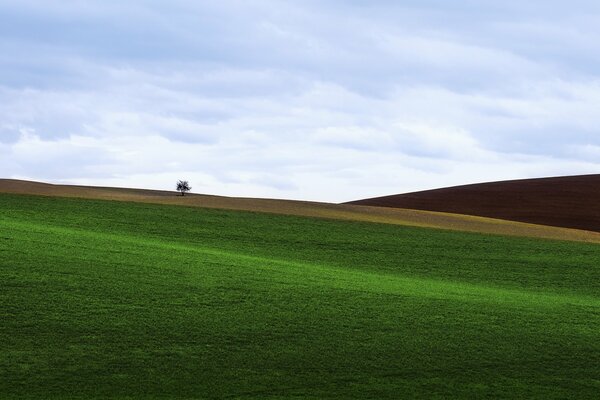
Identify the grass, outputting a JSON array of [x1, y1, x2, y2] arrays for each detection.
[[1, 193, 599, 399]]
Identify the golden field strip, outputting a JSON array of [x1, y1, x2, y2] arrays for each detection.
[[2, 179, 600, 244]]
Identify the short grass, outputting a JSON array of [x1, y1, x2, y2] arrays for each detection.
[[1, 194, 599, 399]]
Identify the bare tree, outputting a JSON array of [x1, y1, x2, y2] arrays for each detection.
[[176, 180, 191, 196]]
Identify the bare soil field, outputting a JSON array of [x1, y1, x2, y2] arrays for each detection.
[[349, 174, 600, 233], [2, 179, 600, 244]]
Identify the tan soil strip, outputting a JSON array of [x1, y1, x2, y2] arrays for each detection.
[[2, 179, 600, 244]]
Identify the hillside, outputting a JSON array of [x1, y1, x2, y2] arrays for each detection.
[[348, 174, 600, 232], [2, 179, 600, 244], [1, 193, 599, 398]]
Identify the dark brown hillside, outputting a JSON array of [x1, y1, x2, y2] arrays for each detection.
[[347, 174, 600, 232]]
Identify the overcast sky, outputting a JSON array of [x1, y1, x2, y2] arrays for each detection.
[[1, 1, 600, 202]]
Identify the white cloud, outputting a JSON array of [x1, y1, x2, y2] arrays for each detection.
[[1, 1, 600, 202]]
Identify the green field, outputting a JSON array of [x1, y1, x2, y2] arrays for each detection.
[[1, 194, 599, 399]]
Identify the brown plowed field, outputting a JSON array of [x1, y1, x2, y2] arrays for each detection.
[[348, 174, 600, 233], [2, 179, 600, 244]]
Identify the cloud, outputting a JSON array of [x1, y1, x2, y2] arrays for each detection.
[[1, 1, 600, 201]]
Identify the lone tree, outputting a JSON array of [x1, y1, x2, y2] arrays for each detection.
[[176, 180, 191, 196]]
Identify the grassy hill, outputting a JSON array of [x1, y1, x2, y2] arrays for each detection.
[[348, 174, 600, 233], [2, 179, 600, 244], [1, 193, 599, 399]]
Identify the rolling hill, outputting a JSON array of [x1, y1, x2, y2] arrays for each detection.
[[1, 193, 599, 398], [2, 179, 600, 244], [348, 174, 600, 233]]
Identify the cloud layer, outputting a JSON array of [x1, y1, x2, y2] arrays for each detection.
[[1, 1, 599, 201]]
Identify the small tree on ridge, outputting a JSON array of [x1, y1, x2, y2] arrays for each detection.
[[176, 180, 191, 196]]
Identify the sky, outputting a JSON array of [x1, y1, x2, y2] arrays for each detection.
[[1, 1, 600, 202]]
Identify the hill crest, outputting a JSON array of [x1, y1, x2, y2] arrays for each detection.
[[348, 174, 600, 233], [1, 178, 600, 244]]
